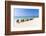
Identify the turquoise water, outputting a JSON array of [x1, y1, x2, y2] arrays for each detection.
[[14, 16, 38, 19]]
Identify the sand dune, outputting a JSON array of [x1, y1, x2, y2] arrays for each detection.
[[15, 18, 41, 24]]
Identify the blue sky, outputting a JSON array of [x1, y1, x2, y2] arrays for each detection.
[[14, 8, 39, 16]]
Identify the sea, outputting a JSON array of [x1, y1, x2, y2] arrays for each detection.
[[14, 16, 38, 20]]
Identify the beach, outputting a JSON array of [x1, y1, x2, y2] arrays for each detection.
[[11, 18, 42, 31]]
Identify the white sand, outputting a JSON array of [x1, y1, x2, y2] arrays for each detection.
[[11, 18, 42, 31]]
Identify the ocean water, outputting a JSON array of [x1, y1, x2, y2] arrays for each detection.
[[14, 16, 38, 20]]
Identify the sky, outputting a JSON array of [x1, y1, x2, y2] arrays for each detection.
[[14, 8, 39, 16]]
